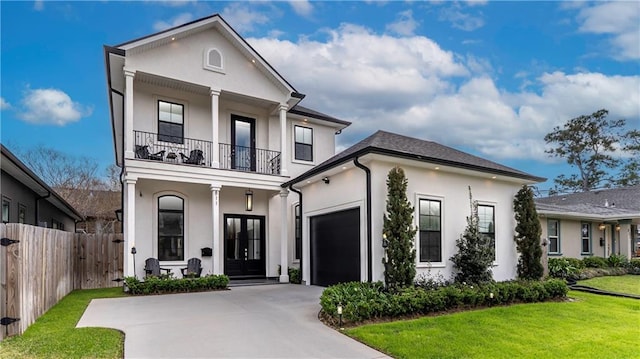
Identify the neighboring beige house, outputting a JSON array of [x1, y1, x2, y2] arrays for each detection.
[[106, 13, 545, 285], [535, 185, 640, 260]]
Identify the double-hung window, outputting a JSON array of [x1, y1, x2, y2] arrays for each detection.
[[581, 223, 591, 254], [418, 199, 441, 262], [158, 195, 184, 261], [158, 100, 184, 144], [548, 219, 560, 254], [478, 205, 496, 260], [294, 125, 313, 161]]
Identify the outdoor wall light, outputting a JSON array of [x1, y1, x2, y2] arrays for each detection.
[[245, 190, 253, 211], [598, 223, 606, 231], [615, 224, 621, 231], [322, 177, 330, 184]]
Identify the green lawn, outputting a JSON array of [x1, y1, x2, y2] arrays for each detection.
[[0, 287, 127, 359], [578, 275, 640, 295], [347, 291, 639, 359]]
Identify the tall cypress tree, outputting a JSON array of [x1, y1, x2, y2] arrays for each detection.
[[513, 185, 544, 280], [382, 167, 416, 290]]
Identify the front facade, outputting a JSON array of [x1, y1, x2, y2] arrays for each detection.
[[535, 186, 640, 260], [1, 144, 82, 231], [105, 15, 349, 280]]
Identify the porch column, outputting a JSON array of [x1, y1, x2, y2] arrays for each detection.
[[124, 68, 136, 159], [279, 104, 288, 176], [210, 183, 222, 274], [124, 178, 137, 277], [210, 88, 221, 168], [279, 189, 289, 283]]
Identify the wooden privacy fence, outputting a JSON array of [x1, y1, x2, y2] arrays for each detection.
[[0, 223, 123, 341]]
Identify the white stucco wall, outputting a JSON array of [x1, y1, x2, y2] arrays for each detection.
[[540, 218, 632, 259]]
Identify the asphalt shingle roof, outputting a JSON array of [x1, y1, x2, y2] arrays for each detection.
[[284, 130, 545, 186], [535, 185, 640, 211]]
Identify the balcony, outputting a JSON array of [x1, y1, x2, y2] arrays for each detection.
[[133, 130, 280, 175]]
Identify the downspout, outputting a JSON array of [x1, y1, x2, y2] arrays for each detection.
[[35, 191, 51, 227], [353, 157, 372, 282], [289, 184, 303, 282]]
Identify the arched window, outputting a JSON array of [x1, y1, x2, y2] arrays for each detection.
[[204, 48, 224, 72], [158, 195, 184, 261]]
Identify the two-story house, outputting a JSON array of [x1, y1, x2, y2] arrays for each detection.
[[105, 14, 349, 281]]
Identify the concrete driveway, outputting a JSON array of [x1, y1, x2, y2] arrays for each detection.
[[77, 284, 389, 359]]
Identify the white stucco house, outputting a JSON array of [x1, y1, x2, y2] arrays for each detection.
[[535, 186, 640, 260], [105, 13, 545, 286]]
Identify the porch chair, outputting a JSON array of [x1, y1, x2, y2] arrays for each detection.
[[135, 145, 165, 161], [181, 258, 203, 278], [179, 149, 204, 165], [144, 257, 171, 277]]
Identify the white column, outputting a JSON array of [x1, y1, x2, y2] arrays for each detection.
[[210, 88, 221, 168], [279, 104, 288, 176], [124, 178, 137, 277], [210, 183, 222, 274], [279, 189, 289, 283], [124, 69, 136, 159]]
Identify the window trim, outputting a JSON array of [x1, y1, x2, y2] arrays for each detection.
[[581, 222, 592, 255], [2, 196, 11, 223], [477, 203, 496, 263], [547, 218, 561, 255], [293, 124, 314, 163], [415, 194, 445, 267], [203, 48, 225, 73], [154, 191, 188, 264], [157, 99, 185, 144]]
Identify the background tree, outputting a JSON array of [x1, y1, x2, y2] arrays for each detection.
[[382, 167, 417, 290], [617, 129, 640, 187], [544, 109, 630, 193], [450, 187, 494, 284], [513, 185, 543, 280]]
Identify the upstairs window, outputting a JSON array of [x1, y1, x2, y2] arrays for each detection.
[[158, 100, 184, 144], [478, 204, 495, 260], [203, 48, 224, 72], [294, 125, 313, 162]]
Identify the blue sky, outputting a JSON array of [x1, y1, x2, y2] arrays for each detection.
[[1, 1, 639, 193]]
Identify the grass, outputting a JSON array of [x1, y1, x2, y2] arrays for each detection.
[[0, 287, 127, 359], [347, 291, 639, 359], [578, 275, 640, 295]]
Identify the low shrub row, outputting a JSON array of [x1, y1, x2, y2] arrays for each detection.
[[320, 279, 567, 324], [549, 255, 638, 279], [124, 274, 229, 295]]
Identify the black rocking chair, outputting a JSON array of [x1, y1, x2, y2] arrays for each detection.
[[144, 257, 171, 277], [135, 145, 165, 161], [181, 258, 203, 278], [180, 149, 204, 165]]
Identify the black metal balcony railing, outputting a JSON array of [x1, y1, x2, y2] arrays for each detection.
[[219, 143, 281, 175], [133, 131, 281, 175], [134, 130, 212, 167]]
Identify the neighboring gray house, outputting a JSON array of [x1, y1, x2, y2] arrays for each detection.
[[1, 144, 82, 231], [535, 185, 640, 260]]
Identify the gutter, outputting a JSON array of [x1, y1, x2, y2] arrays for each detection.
[[353, 157, 372, 282], [289, 184, 303, 282]]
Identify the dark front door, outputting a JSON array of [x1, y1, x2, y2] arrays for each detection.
[[231, 115, 256, 171], [224, 214, 265, 277], [310, 208, 360, 286]]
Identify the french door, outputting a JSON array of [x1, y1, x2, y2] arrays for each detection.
[[224, 215, 265, 277]]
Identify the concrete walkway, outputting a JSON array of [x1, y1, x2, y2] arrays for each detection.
[[77, 284, 389, 359]]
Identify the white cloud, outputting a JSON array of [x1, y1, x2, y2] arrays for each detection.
[[18, 88, 92, 126], [289, 0, 313, 17], [248, 24, 639, 161], [575, 2, 640, 60], [33, 0, 44, 11], [464, 0, 488, 7], [154, 0, 196, 7], [221, 3, 270, 33], [152, 13, 194, 32], [0, 97, 10, 110], [386, 10, 419, 36], [439, 7, 485, 31]]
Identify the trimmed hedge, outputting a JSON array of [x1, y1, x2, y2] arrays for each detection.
[[320, 279, 567, 324], [582, 256, 608, 268], [549, 256, 635, 280], [124, 274, 229, 295]]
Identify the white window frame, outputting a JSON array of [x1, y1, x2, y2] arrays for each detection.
[[154, 96, 189, 149], [153, 191, 189, 265], [548, 219, 561, 255], [477, 202, 497, 264], [415, 194, 445, 268], [203, 48, 224, 73], [292, 124, 314, 164]]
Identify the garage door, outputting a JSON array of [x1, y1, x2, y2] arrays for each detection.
[[310, 208, 360, 287]]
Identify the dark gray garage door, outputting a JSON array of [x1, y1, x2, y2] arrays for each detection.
[[310, 208, 360, 287]]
